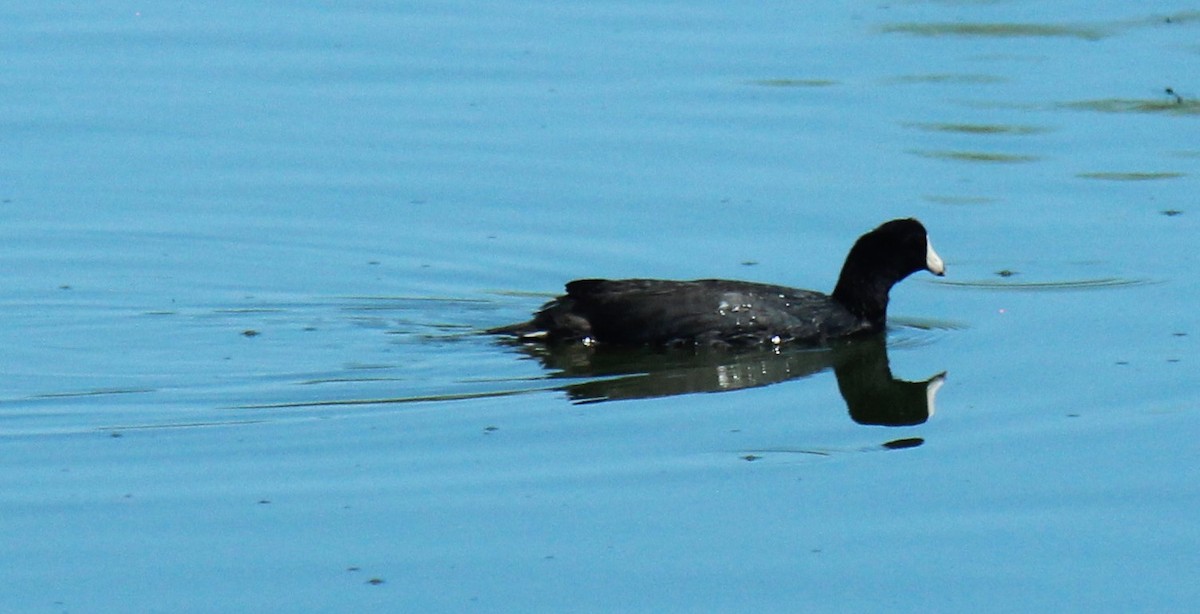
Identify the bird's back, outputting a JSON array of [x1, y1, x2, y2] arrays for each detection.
[[532, 279, 870, 346]]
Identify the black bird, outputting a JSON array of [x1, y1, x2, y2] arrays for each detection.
[[490, 218, 944, 347]]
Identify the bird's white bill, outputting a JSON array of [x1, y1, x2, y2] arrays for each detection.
[[926, 372, 946, 418], [926, 238, 945, 276]]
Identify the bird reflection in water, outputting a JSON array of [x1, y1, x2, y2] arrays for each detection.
[[501, 333, 944, 428]]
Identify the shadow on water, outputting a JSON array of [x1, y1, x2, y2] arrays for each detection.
[[504, 334, 945, 427]]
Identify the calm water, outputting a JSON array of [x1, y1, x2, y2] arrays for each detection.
[[3, 2, 1199, 611]]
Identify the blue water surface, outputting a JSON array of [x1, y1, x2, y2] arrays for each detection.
[[2, 1, 1199, 612]]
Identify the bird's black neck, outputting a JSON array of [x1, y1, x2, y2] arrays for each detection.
[[831, 261, 899, 329]]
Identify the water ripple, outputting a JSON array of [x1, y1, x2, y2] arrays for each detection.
[[934, 277, 1154, 291], [1063, 98, 1200, 116], [880, 22, 1109, 41]]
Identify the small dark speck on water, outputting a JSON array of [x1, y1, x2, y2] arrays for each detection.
[[483, 425, 499, 433], [1067, 413, 1080, 418], [996, 269, 1018, 277], [366, 578, 385, 586], [347, 566, 361, 572], [882, 438, 924, 450], [1167, 358, 1181, 363], [242, 329, 260, 337], [109, 432, 122, 438], [1173, 332, 1188, 337], [1165, 87, 1184, 104], [1116, 361, 1129, 365], [59, 285, 72, 290], [258, 499, 271, 505], [741, 260, 759, 266], [742, 454, 762, 462], [368, 260, 380, 266], [1161, 209, 1183, 216]]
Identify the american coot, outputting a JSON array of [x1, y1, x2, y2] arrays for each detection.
[[490, 218, 944, 347]]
